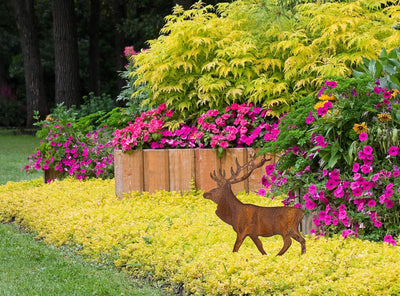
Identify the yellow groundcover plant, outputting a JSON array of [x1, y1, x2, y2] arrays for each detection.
[[1, 178, 400, 295]]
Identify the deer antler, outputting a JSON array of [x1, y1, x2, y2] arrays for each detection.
[[210, 168, 227, 186], [210, 153, 271, 186], [227, 154, 271, 184]]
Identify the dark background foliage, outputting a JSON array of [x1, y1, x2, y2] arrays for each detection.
[[0, 0, 225, 127]]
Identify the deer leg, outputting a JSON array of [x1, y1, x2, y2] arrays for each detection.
[[250, 235, 267, 255], [277, 235, 292, 256], [290, 231, 306, 255], [233, 233, 247, 253]]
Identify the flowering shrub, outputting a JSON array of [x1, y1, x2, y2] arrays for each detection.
[[1, 179, 400, 295], [25, 106, 114, 181], [261, 76, 400, 243], [112, 102, 279, 154]]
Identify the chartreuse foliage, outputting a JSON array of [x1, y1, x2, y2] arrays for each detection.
[[1, 178, 400, 295], [132, 0, 400, 119]]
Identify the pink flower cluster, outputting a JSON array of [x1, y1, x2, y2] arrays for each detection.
[[263, 142, 400, 243], [112, 102, 279, 151], [25, 125, 114, 181], [112, 104, 202, 151], [124, 46, 137, 57], [260, 79, 400, 244], [197, 103, 280, 149]]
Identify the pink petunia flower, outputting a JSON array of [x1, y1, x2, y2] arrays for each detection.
[[388, 146, 398, 156], [352, 163, 360, 173], [359, 132, 368, 141], [258, 188, 267, 196], [363, 146, 373, 155]]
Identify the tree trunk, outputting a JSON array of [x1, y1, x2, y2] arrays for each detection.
[[173, 0, 195, 10], [9, 0, 49, 127], [52, 0, 81, 107], [88, 0, 100, 95], [113, 0, 127, 91]]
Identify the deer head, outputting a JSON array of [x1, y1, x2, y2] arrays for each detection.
[[203, 154, 270, 204]]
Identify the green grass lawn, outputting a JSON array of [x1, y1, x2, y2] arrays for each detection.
[[0, 128, 170, 296], [0, 128, 42, 185], [0, 223, 167, 296]]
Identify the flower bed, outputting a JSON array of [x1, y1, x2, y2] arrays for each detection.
[[1, 178, 399, 295], [261, 77, 400, 244]]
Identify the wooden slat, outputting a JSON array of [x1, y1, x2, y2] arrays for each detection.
[[194, 149, 220, 192], [144, 150, 169, 193], [114, 150, 144, 198], [169, 149, 195, 192]]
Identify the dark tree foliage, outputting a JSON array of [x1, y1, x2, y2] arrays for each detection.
[[0, 0, 228, 127]]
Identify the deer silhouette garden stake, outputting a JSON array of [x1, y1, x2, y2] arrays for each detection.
[[203, 156, 306, 256]]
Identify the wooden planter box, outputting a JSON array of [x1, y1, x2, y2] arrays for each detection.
[[44, 168, 60, 183], [114, 148, 274, 197]]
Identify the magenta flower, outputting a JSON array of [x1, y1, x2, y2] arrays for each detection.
[[342, 229, 354, 238], [265, 164, 275, 176], [385, 200, 394, 209], [363, 146, 373, 155], [317, 107, 327, 116], [308, 184, 317, 195], [361, 165, 372, 174], [388, 146, 398, 156], [384, 235, 397, 246], [305, 200, 317, 210], [325, 80, 337, 88], [334, 186, 344, 198], [258, 188, 267, 196], [367, 200, 376, 207], [294, 203, 302, 209], [359, 132, 368, 141], [352, 188, 363, 197], [324, 215, 332, 225], [306, 112, 314, 124], [352, 163, 360, 173], [383, 91, 392, 99]]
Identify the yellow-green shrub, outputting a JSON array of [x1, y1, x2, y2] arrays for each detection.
[[132, 0, 400, 118], [1, 178, 400, 295]]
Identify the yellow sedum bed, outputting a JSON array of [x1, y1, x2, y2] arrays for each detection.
[[1, 178, 399, 295]]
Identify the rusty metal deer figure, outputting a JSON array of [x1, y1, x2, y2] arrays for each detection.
[[203, 156, 306, 256]]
